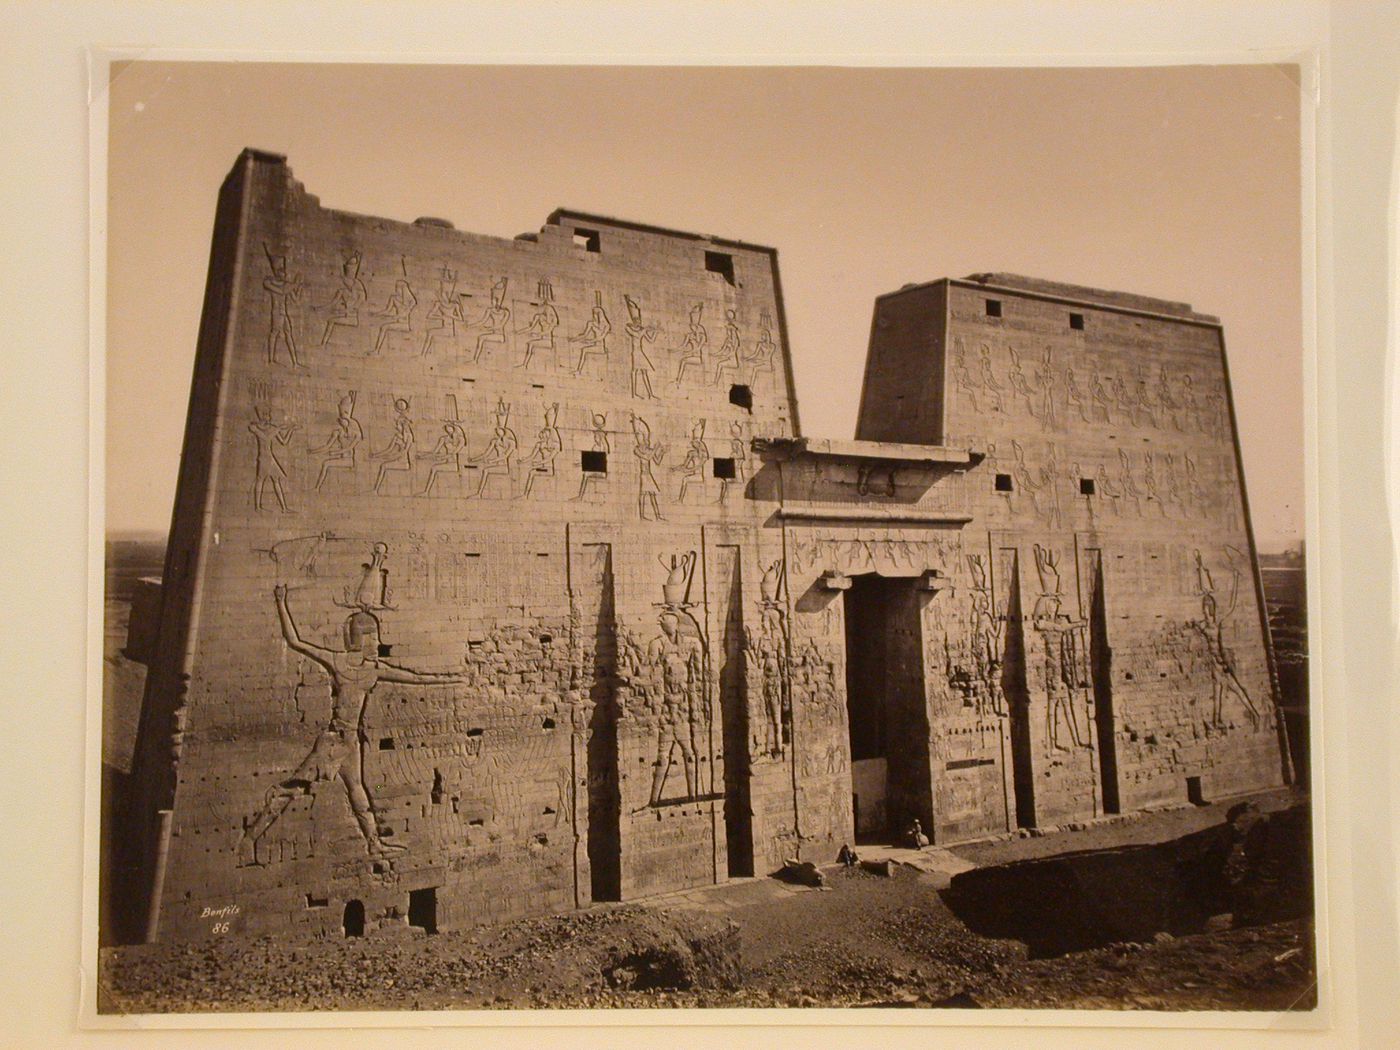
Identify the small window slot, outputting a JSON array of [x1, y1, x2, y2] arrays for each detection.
[[1069, 312, 1085, 330], [581, 450, 608, 473], [994, 473, 1013, 492], [704, 250, 736, 285], [1080, 477, 1096, 495], [729, 384, 753, 410], [573, 228, 600, 253], [713, 458, 737, 480], [985, 299, 1002, 318]]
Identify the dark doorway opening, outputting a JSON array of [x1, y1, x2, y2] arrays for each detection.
[[408, 887, 438, 934], [343, 899, 365, 938], [843, 574, 932, 844]]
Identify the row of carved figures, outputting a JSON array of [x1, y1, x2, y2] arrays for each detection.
[[249, 386, 750, 514], [951, 337, 1233, 438], [984, 439, 1236, 529], [261, 248, 779, 393], [938, 543, 1262, 755]]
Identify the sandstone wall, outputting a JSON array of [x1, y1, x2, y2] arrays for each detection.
[[131, 151, 802, 940], [856, 278, 1289, 839]]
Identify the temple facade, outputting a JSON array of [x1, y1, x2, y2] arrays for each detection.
[[123, 150, 1290, 941]]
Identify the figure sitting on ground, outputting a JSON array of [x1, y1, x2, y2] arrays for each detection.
[[903, 819, 930, 850]]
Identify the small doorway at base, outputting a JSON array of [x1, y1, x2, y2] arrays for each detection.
[[843, 573, 932, 844], [343, 899, 365, 938], [408, 886, 438, 935]]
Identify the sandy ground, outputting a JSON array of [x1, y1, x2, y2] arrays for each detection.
[[98, 795, 1316, 1015]]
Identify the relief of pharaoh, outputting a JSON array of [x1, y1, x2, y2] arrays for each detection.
[[239, 547, 468, 864], [745, 608, 787, 756], [646, 611, 707, 805]]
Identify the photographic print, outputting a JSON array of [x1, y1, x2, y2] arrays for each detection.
[[96, 59, 1315, 1019]]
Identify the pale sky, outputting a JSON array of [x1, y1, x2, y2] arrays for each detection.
[[106, 61, 1304, 550]]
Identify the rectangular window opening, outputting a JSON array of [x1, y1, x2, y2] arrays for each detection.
[[713, 457, 737, 480], [573, 228, 600, 253], [994, 473, 1014, 492], [581, 450, 608, 474], [729, 384, 753, 410], [704, 250, 736, 285], [1069, 312, 1085, 330], [985, 299, 1002, 318], [305, 894, 329, 909], [378, 737, 395, 751], [1080, 477, 1096, 495]]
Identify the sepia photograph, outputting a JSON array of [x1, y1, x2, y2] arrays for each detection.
[[95, 57, 1318, 1020]]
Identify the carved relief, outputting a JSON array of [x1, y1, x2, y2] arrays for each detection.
[[420, 267, 466, 357], [262, 246, 305, 367], [1190, 547, 1261, 729], [623, 295, 661, 398], [1031, 544, 1091, 754], [1179, 374, 1199, 433], [710, 309, 743, 384], [240, 545, 468, 867], [515, 278, 559, 369], [745, 559, 790, 755], [1092, 459, 1123, 515], [468, 398, 516, 498], [568, 290, 610, 376], [470, 277, 511, 363], [1117, 448, 1144, 517], [718, 422, 748, 502], [856, 463, 897, 497], [630, 414, 667, 521], [370, 397, 415, 493], [620, 552, 713, 806], [1038, 446, 1064, 530], [673, 419, 709, 502], [965, 553, 1006, 717], [370, 267, 417, 354], [419, 395, 468, 496], [1131, 364, 1159, 429], [1064, 367, 1090, 424], [952, 338, 982, 413], [1034, 347, 1059, 428], [521, 403, 562, 498], [741, 309, 778, 385], [318, 250, 368, 347], [1090, 371, 1114, 424], [248, 390, 299, 512], [672, 302, 707, 384], [1007, 347, 1037, 417], [1141, 450, 1165, 517], [310, 391, 364, 492], [977, 343, 1005, 412]]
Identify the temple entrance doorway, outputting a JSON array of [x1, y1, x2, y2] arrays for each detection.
[[843, 574, 933, 844]]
